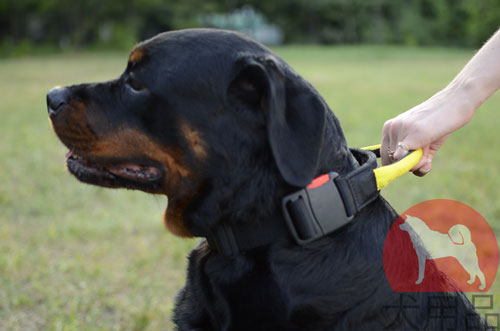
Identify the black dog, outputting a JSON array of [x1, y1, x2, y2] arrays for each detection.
[[47, 29, 488, 330]]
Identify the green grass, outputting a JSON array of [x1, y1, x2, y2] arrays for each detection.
[[1, 46, 499, 330]]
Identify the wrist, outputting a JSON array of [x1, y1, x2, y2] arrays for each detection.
[[438, 79, 478, 124]]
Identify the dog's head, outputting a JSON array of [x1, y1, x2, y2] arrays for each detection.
[[47, 29, 352, 237]]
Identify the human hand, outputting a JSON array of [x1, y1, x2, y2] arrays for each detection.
[[381, 88, 474, 176], [381, 28, 500, 176]]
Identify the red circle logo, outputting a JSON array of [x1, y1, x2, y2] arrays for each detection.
[[383, 199, 499, 292]]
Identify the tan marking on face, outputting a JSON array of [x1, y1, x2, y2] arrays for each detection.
[[181, 123, 207, 159], [93, 128, 190, 181], [51, 97, 195, 238], [51, 101, 97, 153], [163, 204, 193, 238], [129, 47, 145, 64], [93, 128, 194, 237]]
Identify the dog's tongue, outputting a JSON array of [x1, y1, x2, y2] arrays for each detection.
[[107, 162, 160, 182], [110, 162, 142, 172], [65, 150, 73, 158]]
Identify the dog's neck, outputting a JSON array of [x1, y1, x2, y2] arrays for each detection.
[[189, 110, 371, 255], [316, 111, 359, 176]]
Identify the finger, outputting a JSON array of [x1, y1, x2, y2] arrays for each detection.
[[411, 135, 446, 173], [420, 158, 432, 172], [381, 120, 392, 166], [393, 142, 410, 161], [392, 132, 429, 171], [409, 145, 430, 172], [388, 120, 399, 161], [413, 160, 432, 177], [411, 146, 433, 176]]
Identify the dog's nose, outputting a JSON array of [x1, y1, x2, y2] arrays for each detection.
[[47, 86, 70, 117]]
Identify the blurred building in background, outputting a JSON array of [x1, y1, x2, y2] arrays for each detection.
[[201, 6, 283, 45]]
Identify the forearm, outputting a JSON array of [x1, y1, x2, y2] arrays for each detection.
[[444, 28, 500, 115]]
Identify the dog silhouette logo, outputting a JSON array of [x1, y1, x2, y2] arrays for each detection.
[[400, 215, 486, 290], [383, 199, 499, 292]]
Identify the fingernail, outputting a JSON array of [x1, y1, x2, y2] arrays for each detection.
[[418, 167, 431, 174], [419, 159, 432, 173]]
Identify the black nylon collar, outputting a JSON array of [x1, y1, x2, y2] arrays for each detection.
[[206, 148, 379, 257]]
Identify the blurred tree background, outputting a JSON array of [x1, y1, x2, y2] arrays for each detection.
[[1, 0, 499, 55], [3, 1, 500, 329]]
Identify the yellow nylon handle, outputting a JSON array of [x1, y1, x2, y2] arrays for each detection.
[[361, 144, 381, 152], [361, 144, 423, 190]]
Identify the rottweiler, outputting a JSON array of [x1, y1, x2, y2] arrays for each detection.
[[47, 29, 488, 330]]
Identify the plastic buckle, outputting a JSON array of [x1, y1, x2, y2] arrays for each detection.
[[282, 172, 354, 245]]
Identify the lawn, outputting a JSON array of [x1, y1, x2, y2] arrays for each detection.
[[1, 45, 499, 330]]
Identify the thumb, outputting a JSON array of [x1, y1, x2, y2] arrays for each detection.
[[413, 158, 432, 177], [393, 138, 432, 175], [413, 145, 440, 176]]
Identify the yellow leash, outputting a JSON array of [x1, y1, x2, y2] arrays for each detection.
[[361, 144, 423, 190]]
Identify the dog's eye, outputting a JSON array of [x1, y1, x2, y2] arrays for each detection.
[[125, 77, 146, 93]]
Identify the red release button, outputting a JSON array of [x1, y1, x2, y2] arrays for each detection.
[[307, 174, 330, 189]]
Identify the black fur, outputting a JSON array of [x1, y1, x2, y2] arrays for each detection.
[[47, 29, 488, 330]]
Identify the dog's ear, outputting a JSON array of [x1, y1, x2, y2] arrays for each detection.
[[228, 58, 267, 110], [228, 55, 326, 187]]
